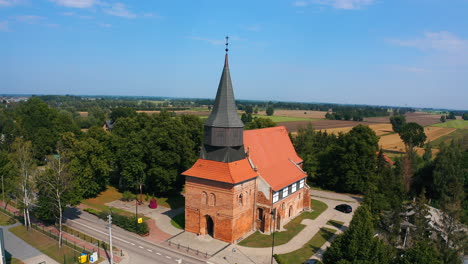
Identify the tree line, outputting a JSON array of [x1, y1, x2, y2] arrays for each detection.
[[293, 123, 467, 263], [0, 97, 203, 247]]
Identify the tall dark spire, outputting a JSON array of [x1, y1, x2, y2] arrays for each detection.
[[200, 37, 246, 163]]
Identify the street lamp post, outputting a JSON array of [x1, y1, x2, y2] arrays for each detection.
[[270, 208, 276, 264]]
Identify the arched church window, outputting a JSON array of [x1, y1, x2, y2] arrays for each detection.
[[201, 191, 207, 205], [239, 194, 243, 205], [209, 193, 216, 206], [282, 202, 285, 210]]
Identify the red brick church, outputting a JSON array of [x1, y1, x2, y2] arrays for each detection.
[[183, 42, 310, 243]]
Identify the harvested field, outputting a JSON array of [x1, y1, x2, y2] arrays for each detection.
[[256, 110, 326, 119], [365, 112, 442, 127], [78, 111, 88, 117], [379, 126, 456, 153], [279, 120, 382, 133], [136, 110, 211, 116], [323, 124, 394, 136]]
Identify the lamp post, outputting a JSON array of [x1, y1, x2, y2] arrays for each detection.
[[270, 208, 276, 264]]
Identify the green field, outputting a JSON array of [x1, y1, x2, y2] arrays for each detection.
[[251, 115, 318, 123], [9, 225, 80, 264], [238, 199, 328, 247], [432, 120, 468, 129], [274, 227, 336, 264], [430, 128, 468, 151], [0, 211, 16, 226], [170, 213, 185, 229]]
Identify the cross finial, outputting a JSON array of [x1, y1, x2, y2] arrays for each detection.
[[225, 36, 229, 53]]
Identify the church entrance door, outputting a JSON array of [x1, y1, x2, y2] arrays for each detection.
[[205, 215, 214, 237]]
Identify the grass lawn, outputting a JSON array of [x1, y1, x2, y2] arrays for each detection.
[[430, 128, 468, 151], [432, 120, 468, 129], [274, 227, 336, 264], [156, 194, 185, 209], [81, 186, 122, 212], [9, 225, 79, 264], [326, 220, 344, 229], [238, 199, 328, 247], [170, 213, 185, 229], [0, 211, 16, 226]]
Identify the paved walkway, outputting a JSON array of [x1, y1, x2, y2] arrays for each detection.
[[2, 223, 59, 264]]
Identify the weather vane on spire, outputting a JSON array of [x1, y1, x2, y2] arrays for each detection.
[[225, 36, 229, 53]]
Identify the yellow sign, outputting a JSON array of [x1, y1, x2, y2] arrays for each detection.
[[138, 217, 143, 223], [78, 254, 87, 263]]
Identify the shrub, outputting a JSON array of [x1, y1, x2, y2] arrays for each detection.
[[121, 191, 135, 202], [83, 208, 148, 235]]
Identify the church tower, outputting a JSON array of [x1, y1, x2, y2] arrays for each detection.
[[183, 38, 257, 243], [200, 38, 246, 163]]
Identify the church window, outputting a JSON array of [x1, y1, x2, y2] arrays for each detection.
[[282, 202, 285, 210], [273, 192, 279, 203], [299, 179, 305, 188], [292, 183, 297, 193], [283, 188, 288, 198], [239, 194, 243, 205], [209, 193, 216, 206], [201, 191, 208, 205]]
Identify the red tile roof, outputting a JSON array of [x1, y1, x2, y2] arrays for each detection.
[[244, 126, 307, 191], [183, 158, 257, 184]]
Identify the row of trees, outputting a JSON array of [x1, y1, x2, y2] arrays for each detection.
[[0, 98, 204, 248], [292, 120, 466, 263]]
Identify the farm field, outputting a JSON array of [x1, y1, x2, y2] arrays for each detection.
[[256, 110, 327, 119], [365, 112, 443, 127], [323, 123, 394, 136], [78, 111, 88, 117], [279, 120, 382, 133], [379, 126, 456, 153], [432, 120, 468, 129], [430, 128, 468, 151]]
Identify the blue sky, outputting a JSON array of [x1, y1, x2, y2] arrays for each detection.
[[1, 0, 467, 110]]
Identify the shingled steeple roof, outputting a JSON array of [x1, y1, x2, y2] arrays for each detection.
[[204, 53, 244, 128], [200, 37, 246, 163]]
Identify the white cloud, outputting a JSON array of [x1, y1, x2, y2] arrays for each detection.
[[388, 31, 468, 53], [49, 0, 96, 8], [61, 11, 93, 19], [293, 1, 309, 7], [295, 0, 374, 10], [14, 15, 45, 24], [104, 3, 136, 18], [0, 0, 24, 7], [0, 21, 9, 31]]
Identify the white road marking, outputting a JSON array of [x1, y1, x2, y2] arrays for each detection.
[[139, 246, 144, 249], [175, 259, 182, 264], [69, 219, 132, 244], [156, 253, 162, 255], [147, 249, 152, 252], [166, 256, 172, 259], [130, 243, 135, 246]]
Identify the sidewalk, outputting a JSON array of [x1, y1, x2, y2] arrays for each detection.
[[0, 201, 122, 263]]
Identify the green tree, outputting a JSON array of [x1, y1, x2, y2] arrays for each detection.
[[35, 147, 76, 248], [422, 142, 432, 161], [110, 107, 137, 123], [462, 113, 468, 120], [245, 117, 276, 130], [432, 141, 466, 263], [323, 205, 393, 264], [10, 138, 36, 230], [266, 105, 274, 116], [440, 115, 446, 123], [317, 125, 379, 193], [245, 105, 253, 115], [399, 122, 427, 154], [390, 115, 406, 133], [397, 241, 442, 264], [447, 112, 456, 120]]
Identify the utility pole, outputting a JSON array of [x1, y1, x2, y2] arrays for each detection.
[[107, 213, 114, 264]]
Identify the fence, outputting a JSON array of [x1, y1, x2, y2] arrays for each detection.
[[166, 240, 212, 259]]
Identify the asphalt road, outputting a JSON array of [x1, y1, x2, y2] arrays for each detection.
[[64, 209, 213, 264]]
